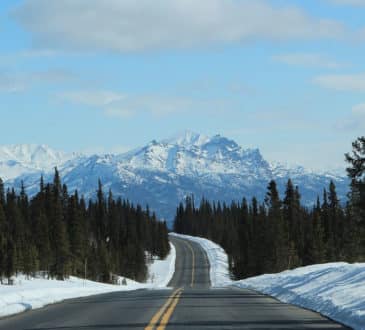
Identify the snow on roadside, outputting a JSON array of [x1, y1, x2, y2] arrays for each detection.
[[146, 242, 176, 287], [0, 242, 176, 319], [0, 275, 138, 318], [234, 263, 365, 330], [171, 233, 365, 330], [169, 233, 232, 287]]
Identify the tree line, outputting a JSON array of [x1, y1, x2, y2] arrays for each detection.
[[174, 137, 365, 279], [0, 169, 170, 283]]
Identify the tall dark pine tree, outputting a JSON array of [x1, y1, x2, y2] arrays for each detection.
[[0, 187, 6, 283], [0, 172, 170, 283], [67, 192, 85, 276], [96, 179, 106, 242], [0, 178, 4, 205], [6, 189, 24, 274], [283, 179, 301, 268], [328, 181, 344, 259], [265, 180, 288, 272], [50, 168, 71, 279], [345, 136, 365, 259], [310, 197, 326, 264]]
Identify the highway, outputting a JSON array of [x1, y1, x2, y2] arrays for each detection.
[[0, 235, 349, 329]]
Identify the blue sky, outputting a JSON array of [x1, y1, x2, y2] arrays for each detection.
[[1, 0, 365, 170]]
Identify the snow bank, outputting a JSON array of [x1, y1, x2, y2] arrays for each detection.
[[234, 263, 365, 330], [0, 243, 176, 318], [0, 275, 137, 318], [146, 242, 176, 287], [169, 233, 232, 287], [171, 233, 365, 330]]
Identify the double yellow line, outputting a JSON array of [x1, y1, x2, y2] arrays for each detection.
[[145, 288, 183, 330]]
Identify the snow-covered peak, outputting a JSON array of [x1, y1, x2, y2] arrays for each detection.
[[202, 135, 239, 151], [0, 144, 65, 164], [2, 134, 349, 222], [114, 132, 272, 177], [0, 144, 80, 180], [162, 130, 210, 148], [269, 161, 346, 180]]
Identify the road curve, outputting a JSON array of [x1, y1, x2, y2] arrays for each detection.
[[0, 235, 349, 329], [168, 236, 210, 289]]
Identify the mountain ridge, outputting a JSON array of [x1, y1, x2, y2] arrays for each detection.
[[1, 132, 349, 223]]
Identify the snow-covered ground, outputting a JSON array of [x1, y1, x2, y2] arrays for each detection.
[[146, 242, 176, 287], [0, 243, 176, 318], [172, 232, 365, 330], [235, 263, 365, 330]]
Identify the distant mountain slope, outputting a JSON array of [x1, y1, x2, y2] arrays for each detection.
[[0, 144, 77, 180], [2, 132, 349, 224]]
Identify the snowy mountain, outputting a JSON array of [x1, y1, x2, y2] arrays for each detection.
[[1, 132, 349, 224], [0, 144, 77, 180]]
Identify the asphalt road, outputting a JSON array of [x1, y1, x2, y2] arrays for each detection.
[[0, 235, 349, 329]]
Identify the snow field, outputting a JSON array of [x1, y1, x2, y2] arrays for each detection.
[[0, 242, 176, 318], [172, 232, 365, 330]]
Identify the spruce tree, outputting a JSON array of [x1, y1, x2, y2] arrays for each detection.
[[283, 179, 301, 267], [0, 199, 6, 283], [345, 136, 365, 260], [328, 181, 344, 259], [50, 168, 71, 279], [0, 171, 176, 283]]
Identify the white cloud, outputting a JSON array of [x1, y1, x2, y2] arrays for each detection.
[[15, 50, 60, 58], [0, 70, 76, 93], [104, 108, 135, 118], [352, 103, 365, 114], [0, 50, 56, 60], [61, 91, 125, 107], [273, 53, 346, 68], [60, 89, 232, 117], [313, 73, 365, 91], [327, 0, 365, 6], [0, 75, 26, 93], [335, 103, 365, 130], [12, 0, 346, 53]]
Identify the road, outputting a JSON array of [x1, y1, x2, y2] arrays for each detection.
[[0, 235, 349, 329]]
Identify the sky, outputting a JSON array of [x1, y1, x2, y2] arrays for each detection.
[[1, 0, 365, 171]]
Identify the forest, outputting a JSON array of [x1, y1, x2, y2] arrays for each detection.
[[1, 137, 365, 284], [174, 137, 365, 279], [0, 169, 170, 283]]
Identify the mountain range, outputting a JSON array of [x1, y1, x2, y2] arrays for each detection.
[[1, 131, 349, 224]]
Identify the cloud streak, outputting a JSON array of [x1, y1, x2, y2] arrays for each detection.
[[327, 0, 365, 6], [13, 0, 346, 53], [335, 103, 365, 131], [313, 73, 365, 91], [59, 89, 234, 118], [61, 90, 126, 107], [0, 70, 77, 93], [273, 53, 346, 69]]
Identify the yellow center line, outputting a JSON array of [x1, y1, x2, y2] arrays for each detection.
[[184, 241, 195, 288], [156, 291, 182, 330], [145, 288, 182, 330]]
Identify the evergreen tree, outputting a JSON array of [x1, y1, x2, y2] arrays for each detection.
[[173, 175, 360, 279], [0, 197, 6, 282], [50, 168, 71, 279], [0, 172, 170, 283], [345, 136, 365, 260], [283, 179, 301, 267], [0, 178, 5, 205]]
